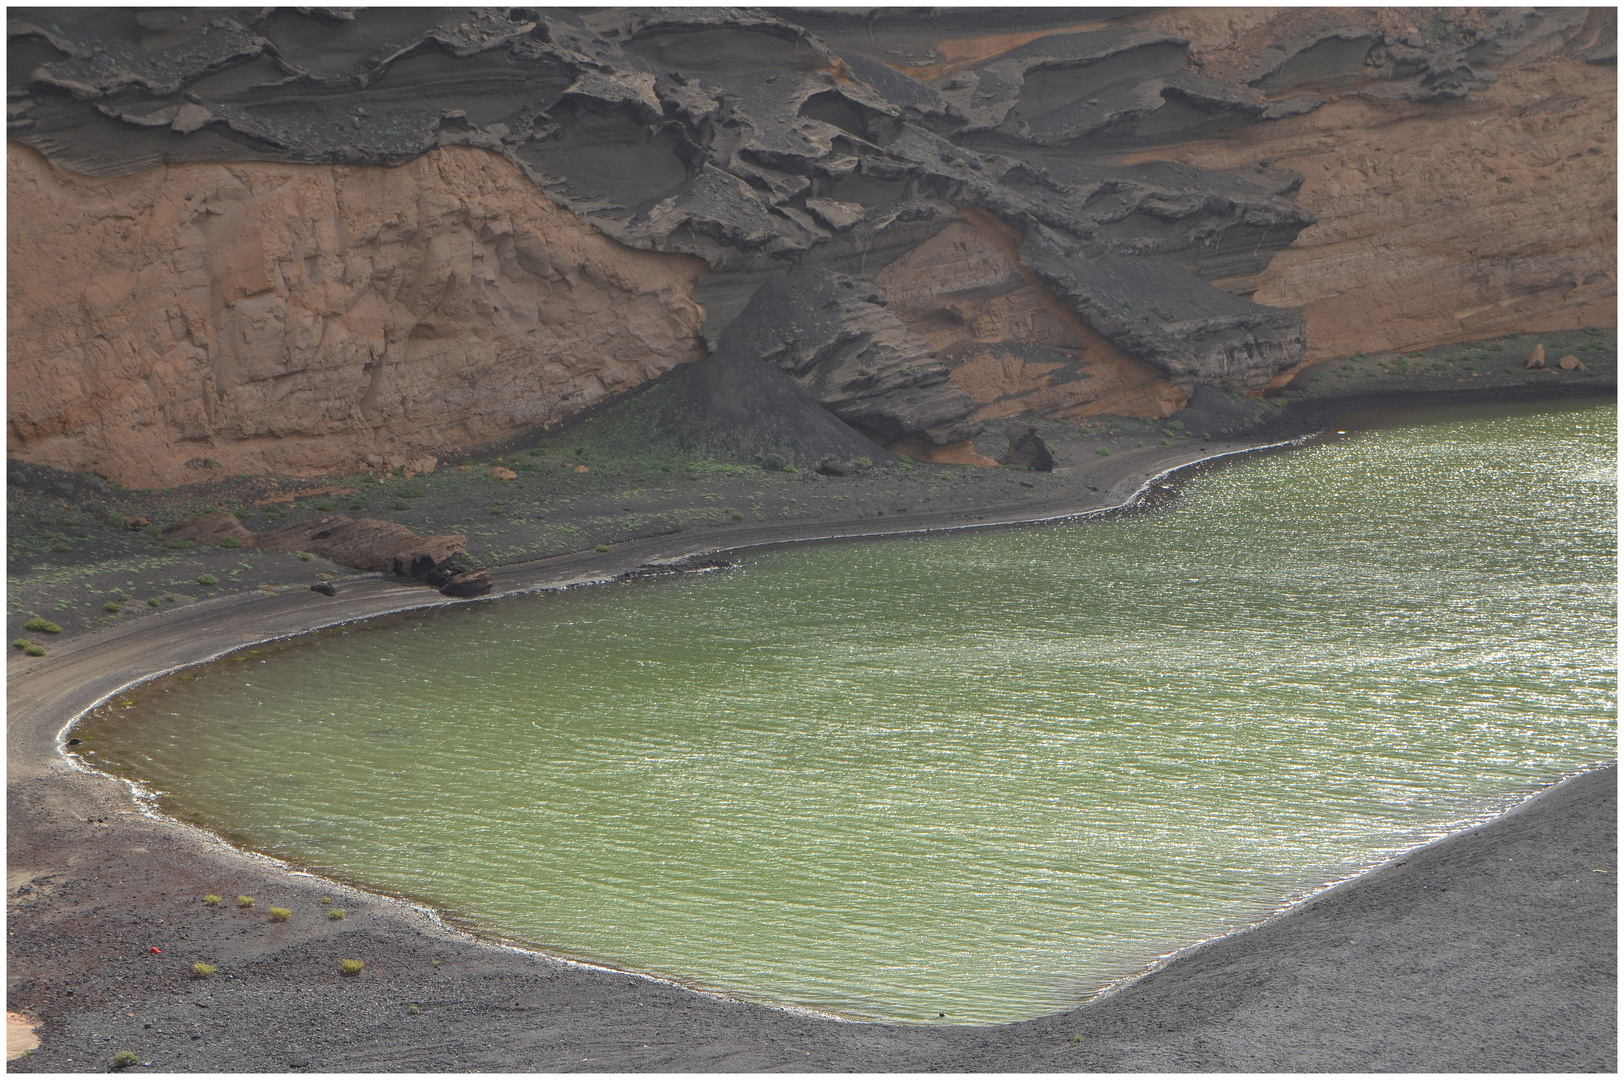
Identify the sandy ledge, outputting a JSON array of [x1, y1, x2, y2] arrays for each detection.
[[7, 396, 1617, 1072]]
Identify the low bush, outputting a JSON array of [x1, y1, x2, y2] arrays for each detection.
[[268, 907, 291, 922], [237, 895, 254, 908], [113, 1049, 140, 1068], [1096, 447, 1111, 456], [198, 574, 218, 586], [595, 544, 610, 553], [316, 499, 335, 512], [340, 959, 365, 975], [329, 909, 345, 920], [148, 598, 160, 608], [25, 617, 61, 634], [218, 537, 242, 549], [203, 894, 221, 906], [104, 602, 121, 614], [854, 457, 872, 469], [192, 962, 216, 977]]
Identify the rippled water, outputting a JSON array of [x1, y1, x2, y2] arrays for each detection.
[[85, 399, 1616, 1025]]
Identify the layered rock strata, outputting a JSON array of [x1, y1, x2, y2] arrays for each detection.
[[6, 8, 1614, 483]]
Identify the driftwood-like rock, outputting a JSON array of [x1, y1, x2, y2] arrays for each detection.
[[256, 516, 465, 577]]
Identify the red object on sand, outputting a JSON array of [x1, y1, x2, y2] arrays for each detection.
[[149, 946, 161, 954]]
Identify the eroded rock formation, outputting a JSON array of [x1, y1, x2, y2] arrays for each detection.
[[6, 7, 1615, 484], [8, 143, 705, 487], [162, 508, 490, 595]]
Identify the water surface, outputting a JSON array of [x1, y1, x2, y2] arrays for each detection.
[[86, 399, 1617, 1025]]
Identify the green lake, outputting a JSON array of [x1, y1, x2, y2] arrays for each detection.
[[83, 398, 1617, 1025]]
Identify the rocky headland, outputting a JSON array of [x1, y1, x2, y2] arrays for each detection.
[[6, 5, 1618, 1073]]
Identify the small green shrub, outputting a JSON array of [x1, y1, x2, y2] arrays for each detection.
[[730, 510, 744, 521], [19, 641, 46, 656], [853, 457, 872, 470], [234, 509, 253, 520], [104, 601, 121, 614], [295, 551, 313, 561], [148, 597, 160, 608], [203, 894, 221, 906], [237, 895, 254, 908], [25, 617, 61, 634], [268, 907, 291, 922], [407, 1004, 420, 1015], [1096, 447, 1111, 456], [198, 574, 218, 586], [192, 962, 216, 977], [164, 538, 192, 549], [393, 500, 410, 511], [107, 511, 129, 529], [329, 909, 345, 920], [113, 1049, 140, 1068], [595, 544, 610, 553], [165, 594, 179, 603], [316, 499, 335, 512], [340, 958, 365, 975], [218, 537, 242, 549]]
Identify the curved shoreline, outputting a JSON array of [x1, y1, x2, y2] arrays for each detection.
[[8, 396, 1617, 1072]]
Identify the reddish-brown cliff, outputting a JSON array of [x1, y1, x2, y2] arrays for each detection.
[[7, 144, 707, 488]]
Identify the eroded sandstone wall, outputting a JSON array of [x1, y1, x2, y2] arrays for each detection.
[[1118, 10, 1616, 363], [7, 144, 707, 488]]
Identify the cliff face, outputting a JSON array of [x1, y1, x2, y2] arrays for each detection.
[[7, 144, 705, 487], [6, 8, 1615, 484], [1118, 9, 1616, 363]]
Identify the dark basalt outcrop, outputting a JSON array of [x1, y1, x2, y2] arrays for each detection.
[[7, 7, 1612, 475]]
